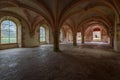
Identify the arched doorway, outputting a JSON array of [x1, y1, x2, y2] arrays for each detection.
[[77, 32, 82, 43], [93, 28, 101, 41], [85, 24, 109, 44], [60, 25, 73, 44]]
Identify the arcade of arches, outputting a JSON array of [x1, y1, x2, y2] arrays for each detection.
[[1, 0, 120, 80]]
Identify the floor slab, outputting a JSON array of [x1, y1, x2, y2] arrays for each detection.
[[0, 44, 120, 80]]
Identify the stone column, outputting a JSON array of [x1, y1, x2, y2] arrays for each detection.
[[114, 23, 120, 52], [81, 31, 85, 44], [110, 27, 114, 47], [73, 32, 77, 46], [110, 34, 114, 47], [53, 30, 60, 52], [49, 28, 54, 44], [81, 27, 85, 44]]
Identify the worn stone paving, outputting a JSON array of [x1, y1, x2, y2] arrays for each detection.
[[0, 43, 120, 80]]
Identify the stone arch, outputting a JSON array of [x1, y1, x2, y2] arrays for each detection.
[[60, 24, 73, 43], [60, 0, 118, 25], [0, 16, 22, 49], [35, 23, 52, 45], [84, 24, 109, 43]]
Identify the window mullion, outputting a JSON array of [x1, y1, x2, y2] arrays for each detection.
[[0, 24, 2, 44], [9, 20, 10, 43]]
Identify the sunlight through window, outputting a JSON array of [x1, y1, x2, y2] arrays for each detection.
[[1, 20, 17, 44]]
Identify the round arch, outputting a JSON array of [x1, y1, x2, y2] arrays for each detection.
[[37, 23, 52, 45], [0, 16, 22, 49], [60, 0, 118, 26], [84, 24, 109, 43], [60, 24, 73, 43]]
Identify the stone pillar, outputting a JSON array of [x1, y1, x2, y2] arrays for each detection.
[[109, 26, 114, 47], [109, 27, 114, 47], [114, 23, 120, 52], [49, 28, 54, 44], [81, 31, 85, 44], [81, 26, 85, 44], [73, 32, 77, 46], [110, 34, 114, 47], [53, 30, 60, 52]]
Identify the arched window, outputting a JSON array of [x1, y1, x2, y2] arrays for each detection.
[[40, 26, 45, 42], [1, 20, 17, 44], [77, 32, 81, 41]]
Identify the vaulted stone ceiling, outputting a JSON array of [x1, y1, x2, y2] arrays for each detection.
[[0, 0, 120, 32]]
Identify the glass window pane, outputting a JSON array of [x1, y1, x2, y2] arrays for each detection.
[[10, 21, 16, 32], [9, 21, 16, 43], [10, 38, 16, 43], [1, 38, 9, 44], [40, 27, 45, 42], [10, 32, 16, 43], [1, 21, 9, 31], [1, 30, 9, 44]]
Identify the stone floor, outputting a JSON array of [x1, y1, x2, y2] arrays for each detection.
[[0, 43, 120, 80]]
